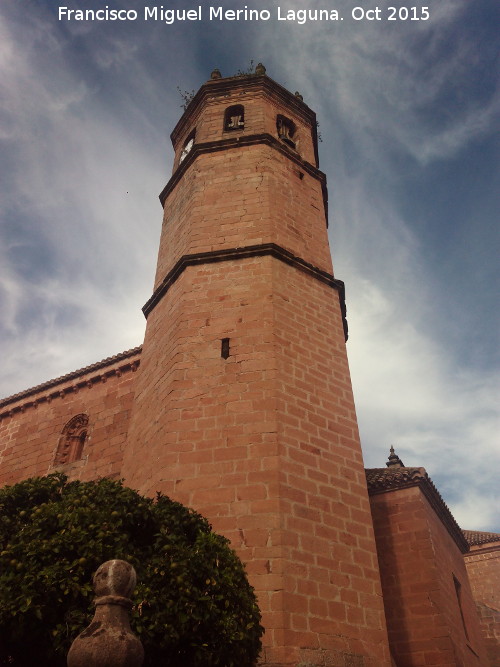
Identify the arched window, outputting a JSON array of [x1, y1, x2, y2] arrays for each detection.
[[224, 105, 244, 131], [54, 414, 89, 466], [179, 129, 196, 163], [276, 115, 297, 149]]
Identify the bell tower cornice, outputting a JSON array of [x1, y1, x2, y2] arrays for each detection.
[[159, 132, 328, 221]]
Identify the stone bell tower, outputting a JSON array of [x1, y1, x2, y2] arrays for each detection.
[[122, 66, 391, 667]]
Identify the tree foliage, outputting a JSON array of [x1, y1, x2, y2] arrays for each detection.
[[0, 474, 263, 666]]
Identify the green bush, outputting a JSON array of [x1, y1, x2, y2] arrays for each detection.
[[0, 474, 263, 666]]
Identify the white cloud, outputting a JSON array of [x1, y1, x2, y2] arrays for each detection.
[[335, 186, 500, 530], [265, 0, 497, 169], [0, 4, 164, 396]]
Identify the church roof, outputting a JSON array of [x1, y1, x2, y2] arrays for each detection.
[[365, 464, 469, 553], [366, 466, 427, 491], [0, 346, 142, 411], [462, 529, 500, 546]]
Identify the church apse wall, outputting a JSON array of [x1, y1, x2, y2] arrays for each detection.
[[367, 466, 489, 666]]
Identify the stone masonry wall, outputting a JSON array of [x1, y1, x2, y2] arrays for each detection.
[[154, 142, 332, 294], [0, 350, 140, 486], [123, 253, 391, 667], [270, 258, 389, 666], [370, 486, 488, 666], [465, 541, 500, 667]]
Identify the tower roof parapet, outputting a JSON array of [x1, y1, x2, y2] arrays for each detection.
[[170, 67, 319, 166]]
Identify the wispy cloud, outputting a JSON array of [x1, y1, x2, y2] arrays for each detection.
[[0, 3, 165, 393], [330, 176, 499, 530]]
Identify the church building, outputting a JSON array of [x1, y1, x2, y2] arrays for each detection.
[[0, 66, 498, 667]]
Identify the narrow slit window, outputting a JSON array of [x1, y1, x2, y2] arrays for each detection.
[[221, 338, 230, 359], [224, 105, 244, 131], [453, 575, 470, 641]]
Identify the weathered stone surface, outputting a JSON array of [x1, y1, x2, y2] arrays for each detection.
[[67, 560, 144, 667]]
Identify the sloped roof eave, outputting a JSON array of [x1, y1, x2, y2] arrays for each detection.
[[0, 346, 142, 410], [462, 529, 500, 547], [365, 466, 469, 553]]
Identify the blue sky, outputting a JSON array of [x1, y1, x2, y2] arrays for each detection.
[[1, 0, 498, 530]]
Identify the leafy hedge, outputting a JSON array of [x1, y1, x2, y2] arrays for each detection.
[[0, 474, 263, 666]]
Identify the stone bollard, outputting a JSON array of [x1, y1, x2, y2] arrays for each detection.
[[67, 559, 144, 667]]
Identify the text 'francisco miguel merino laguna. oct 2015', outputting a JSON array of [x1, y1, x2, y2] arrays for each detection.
[[58, 5, 431, 24]]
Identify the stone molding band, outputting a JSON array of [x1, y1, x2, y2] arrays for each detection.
[[95, 595, 133, 609], [142, 243, 348, 341], [159, 133, 329, 226]]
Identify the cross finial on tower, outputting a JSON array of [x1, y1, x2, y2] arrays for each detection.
[[386, 446, 405, 468]]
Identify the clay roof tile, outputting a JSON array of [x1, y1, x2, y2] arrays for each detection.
[[0, 346, 142, 409], [462, 529, 500, 546], [365, 466, 469, 553]]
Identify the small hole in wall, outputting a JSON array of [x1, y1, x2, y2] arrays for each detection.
[[221, 338, 230, 359]]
